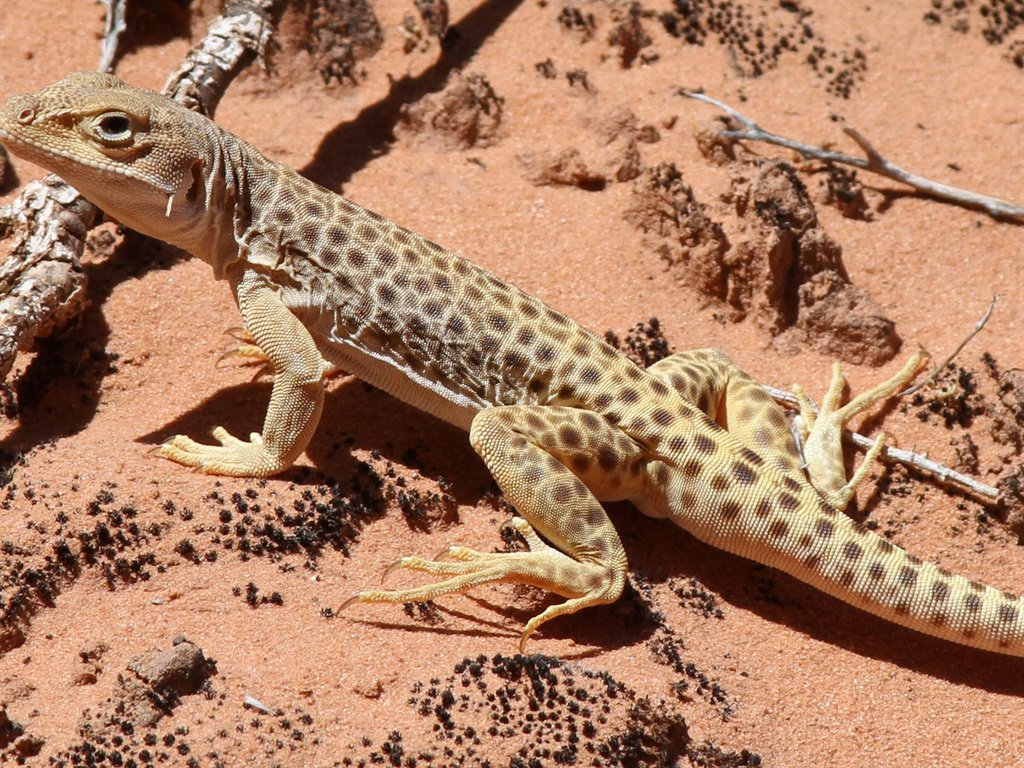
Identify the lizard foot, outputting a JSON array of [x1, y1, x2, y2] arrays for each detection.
[[154, 427, 290, 477], [342, 516, 625, 650], [794, 350, 927, 509]]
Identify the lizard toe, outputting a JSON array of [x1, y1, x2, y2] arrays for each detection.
[[154, 432, 287, 476]]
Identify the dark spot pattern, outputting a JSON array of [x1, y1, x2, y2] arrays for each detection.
[[740, 448, 764, 467], [721, 501, 741, 520], [652, 409, 673, 426], [681, 460, 702, 478], [733, 462, 756, 485], [620, 388, 640, 404], [998, 604, 1019, 624], [815, 519, 834, 539], [597, 448, 618, 472], [778, 493, 799, 511], [571, 456, 591, 473], [559, 426, 582, 448], [695, 435, 716, 454]]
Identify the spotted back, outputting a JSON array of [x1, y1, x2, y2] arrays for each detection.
[[228, 148, 655, 429]]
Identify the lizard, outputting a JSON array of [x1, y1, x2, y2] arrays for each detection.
[[0, 72, 1021, 657]]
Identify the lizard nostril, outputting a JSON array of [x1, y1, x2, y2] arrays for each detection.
[[16, 107, 35, 124]]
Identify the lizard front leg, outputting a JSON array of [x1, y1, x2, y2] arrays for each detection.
[[156, 269, 330, 476]]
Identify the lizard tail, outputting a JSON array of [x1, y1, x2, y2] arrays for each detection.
[[712, 495, 1024, 659], [680, 482, 1024, 656]]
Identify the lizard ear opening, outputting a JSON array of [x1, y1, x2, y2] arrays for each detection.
[[185, 159, 204, 204]]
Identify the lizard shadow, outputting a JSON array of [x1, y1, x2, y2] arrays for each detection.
[[345, 597, 643, 659], [136, 375, 494, 505], [137, 376, 665, 650], [301, 0, 526, 190], [135, 376, 1022, 688]]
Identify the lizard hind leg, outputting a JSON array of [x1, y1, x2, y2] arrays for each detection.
[[344, 405, 644, 649], [647, 348, 805, 478]]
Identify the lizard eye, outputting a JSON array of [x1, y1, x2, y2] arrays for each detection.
[[92, 112, 134, 144]]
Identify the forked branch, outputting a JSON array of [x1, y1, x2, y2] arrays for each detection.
[[681, 89, 1024, 222]]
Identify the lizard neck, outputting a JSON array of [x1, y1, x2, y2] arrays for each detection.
[[170, 128, 252, 279]]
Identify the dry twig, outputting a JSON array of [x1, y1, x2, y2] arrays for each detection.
[[763, 383, 1000, 502], [0, 0, 282, 381], [164, 0, 279, 116], [681, 89, 1024, 222], [0, 179, 100, 378], [98, 0, 129, 74], [898, 294, 998, 397]]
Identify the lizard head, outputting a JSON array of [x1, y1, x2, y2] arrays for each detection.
[[0, 72, 217, 242]]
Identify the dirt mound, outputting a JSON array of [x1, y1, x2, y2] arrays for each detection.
[[628, 158, 900, 365]]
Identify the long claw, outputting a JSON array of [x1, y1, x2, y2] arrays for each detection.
[[337, 594, 361, 612], [382, 557, 411, 582], [223, 326, 253, 342], [215, 345, 268, 367]]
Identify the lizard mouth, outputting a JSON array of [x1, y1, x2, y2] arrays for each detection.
[[0, 125, 175, 195]]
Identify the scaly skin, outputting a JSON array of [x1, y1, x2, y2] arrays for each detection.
[[1, 72, 1021, 656]]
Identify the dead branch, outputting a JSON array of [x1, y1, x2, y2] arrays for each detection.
[[0, 0, 282, 382], [98, 0, 129, 74], [681, 89, 1024, 223], [0, 179, 100, 378], [763, 383, 1000, 502], [164, 0, 279, 117]]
